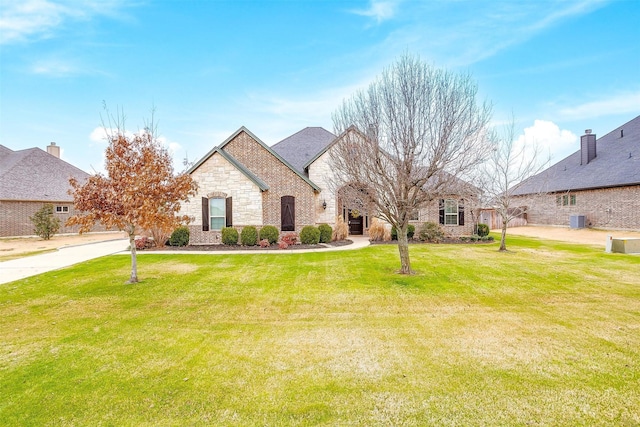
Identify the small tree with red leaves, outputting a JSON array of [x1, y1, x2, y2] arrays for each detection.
[[67, 116, 197, 283]]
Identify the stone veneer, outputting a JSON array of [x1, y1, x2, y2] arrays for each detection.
[[308, 149, 338, 227], [514, 185, 640, 230]]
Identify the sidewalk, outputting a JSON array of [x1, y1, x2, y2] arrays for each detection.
[[0, 239, 129, 285]]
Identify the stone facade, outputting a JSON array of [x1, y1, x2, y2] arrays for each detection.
[[514, 185, 640, 230], [413, 197, 478, 238], [308, 149, 338, 226], [0, 200, 85, 237]]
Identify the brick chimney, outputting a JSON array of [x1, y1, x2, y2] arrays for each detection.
[[580, 130, 596, 165], [47, 142, 60, 158]]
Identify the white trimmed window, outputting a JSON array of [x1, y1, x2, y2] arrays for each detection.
[[55, 206, 69, 213], [444, 199, 458, 225], [209, 198, 225, 230]]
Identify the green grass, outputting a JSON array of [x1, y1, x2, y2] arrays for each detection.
[[1, 236, 639, 426]]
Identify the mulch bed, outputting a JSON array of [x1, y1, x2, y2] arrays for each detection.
[[142, 240, 354, 252], [370, 238, 495, 245]]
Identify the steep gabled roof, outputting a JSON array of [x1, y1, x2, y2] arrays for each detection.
[[512, 115, 640, 195], [271, 127, 336, 173], [188, 126, 321, 192], [0, 145, 89, 202]]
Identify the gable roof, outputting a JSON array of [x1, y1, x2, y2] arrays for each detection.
[[271, 127, 336, 173], [188, 127, 321, 192], [0, 145, 89, 202], [512, 115, 640, 195]]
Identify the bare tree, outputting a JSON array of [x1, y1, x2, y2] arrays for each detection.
[[67, 110, 197, 283], [479, 120, 549, 251], [330, 54, 491, 274]]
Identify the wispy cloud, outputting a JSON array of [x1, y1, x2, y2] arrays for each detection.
[[350, 0, 400, 24], [0, 0, 134, 45], [558, 91, 640, 121]]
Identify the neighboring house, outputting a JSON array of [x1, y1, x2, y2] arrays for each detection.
[[183, 126, 477, 244], [0, 143, 89, 237], [511, 115, 640, 230]]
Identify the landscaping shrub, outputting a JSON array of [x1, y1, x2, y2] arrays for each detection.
[[240, 226, 258, 246], [418, 221, 445, 243], [278, 241, 288, 249], [481, 235, 495, 242], [300, 226, 320, 245], [477, 223, 490, 237], [281, 232, 298, 246], [149, 225, 171, 248], [332, 215, 348, 241], [391, 224, 416, 240], [30, 203, 61, 240], [259, 239, 270, 248], [221, 227, 239, 245], [368, 218, 386, 241], [169, 226, 190, 247], [318, 224, 332, 243], [259, 225, 279, 245], [470, 234, 480, 242], [134, 236, 151, 250]]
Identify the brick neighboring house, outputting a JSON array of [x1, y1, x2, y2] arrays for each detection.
[[183, 126, 476, 244], [0, 143, 89, 237], [511, 114, 640, 230]]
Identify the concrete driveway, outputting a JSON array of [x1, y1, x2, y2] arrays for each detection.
[[0, 239, 129, 285]]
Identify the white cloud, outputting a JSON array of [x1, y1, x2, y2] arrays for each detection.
[[558, 91, 640, 121], [515, 120, 578, 162], [0, 0, 131, 45], [350, 0, 399, 24]]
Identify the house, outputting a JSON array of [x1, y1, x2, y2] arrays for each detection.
[[0, 143, 90, 237], [181, 126, 477, 244], [510, 115, 640, 230]]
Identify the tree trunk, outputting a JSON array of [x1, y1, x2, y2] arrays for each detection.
[[499, 219, 508, 252], [396, 225, 413, 274], [128, 232, 139, 283]]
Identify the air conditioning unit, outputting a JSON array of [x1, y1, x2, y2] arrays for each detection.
[[570, 215, 586, 229]]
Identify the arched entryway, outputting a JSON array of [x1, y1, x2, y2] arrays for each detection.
[[336, 183, 374, 236]]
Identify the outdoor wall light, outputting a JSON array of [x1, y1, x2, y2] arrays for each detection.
[[322, 200, 327, 210]]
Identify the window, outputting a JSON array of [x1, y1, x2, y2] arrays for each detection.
[[209, 198, 225, 230], [55, 206, 69, 213], [556, 196, 562, 206], [444, 199, 458, 225], [570, 195, 576, 206], [410, 210, 419, 221], [562, 195, 569, 206]]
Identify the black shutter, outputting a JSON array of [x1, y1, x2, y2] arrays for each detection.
[[458, 199, 464, 226], [281, 196, 295, 231], [202, 197, 209, 231], [439, 199, 445, 225], [226, 197, 233, 227]]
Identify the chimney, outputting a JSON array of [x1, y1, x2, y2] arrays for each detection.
[[47, 142, 60, 158], [580, 130, 596, 165]]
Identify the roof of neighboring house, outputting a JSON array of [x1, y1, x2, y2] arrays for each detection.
[[271, 127, 336, 173], [188, 127, 321, 192], [0, 145, 89, 202], [512, 115, 640, 195]]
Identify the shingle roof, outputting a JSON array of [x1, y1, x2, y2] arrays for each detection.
[[0, 145, 89, 202], [271, 127, 336, 173], [512, 115, 640, 195]]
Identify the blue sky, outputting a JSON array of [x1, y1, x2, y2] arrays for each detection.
[[1, 0, 638, 174]]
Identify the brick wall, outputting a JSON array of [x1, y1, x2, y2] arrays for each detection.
[[0, 200, 95, 237], [223, 131, 316, 231], [514, 185, 640, 230]]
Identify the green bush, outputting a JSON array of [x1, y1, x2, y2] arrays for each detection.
[[470, 234, 480, 242], [318, 224, 333, 243], [418, 222, 445, 242], [391, 224, 416, 240], [241, 226, 258, 246], [221, 227, 239, 245], [477, 223, 490, 237], [169, 226, 190, 246], [30, 203, 61, 240], [259, 225, 279, 245], [300, 225, 320, 245]]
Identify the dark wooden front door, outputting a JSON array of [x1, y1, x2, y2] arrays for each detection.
[[348, 210, 363, 235], [281, 196, 295, 231]]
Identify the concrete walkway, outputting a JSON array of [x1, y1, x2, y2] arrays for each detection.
[[0, 239, 129, 285], [0, 237, 371, 285]]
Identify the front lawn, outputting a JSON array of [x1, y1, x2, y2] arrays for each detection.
[[1, 236, 639, 426]]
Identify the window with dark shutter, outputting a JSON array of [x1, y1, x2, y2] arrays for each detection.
[[281, 196, 295, 231], [458, 199, 465, 226], [226, 197, 233, 227], [439, 199, 445, 225], [201, 197, 209, 231]]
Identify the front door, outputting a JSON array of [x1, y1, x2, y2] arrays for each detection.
[[348, 210, 363, 235]]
